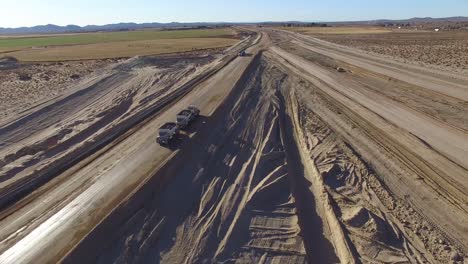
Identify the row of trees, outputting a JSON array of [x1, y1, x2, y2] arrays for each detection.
[[282, 23, 329, 27], [378, 23, 411, 27]]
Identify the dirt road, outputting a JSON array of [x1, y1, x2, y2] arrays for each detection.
[[0, 32, 261, 263], [0, 27, 466, 263], [268, 29, 468, 262]]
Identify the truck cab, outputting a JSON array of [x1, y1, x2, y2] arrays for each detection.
[[156, 122, 179, 145], [187, 105, 200, 115], [176, 105, 200, 129]]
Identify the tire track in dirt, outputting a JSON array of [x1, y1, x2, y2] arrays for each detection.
[[0, 33, 261, 263], [76, 50, 457, 263], [0, 37, 260, 258], [64, 54, 341, 264], [263, 45, 466, 262], [0, 38, 258, 215], [290, 33, 468, 99], [277, 40, 468, 133], [269, 45, 468, 212], [2, 29, 466, 263]]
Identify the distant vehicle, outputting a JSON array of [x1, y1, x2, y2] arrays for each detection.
[[176, 105, 200, 129], [238, 50, 246, 57], [336, 67, 346, 73], [156, 122, 179, 145]]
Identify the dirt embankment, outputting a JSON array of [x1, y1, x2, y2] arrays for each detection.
[[0, 59, 117, 123], [284, 86, 435, 263], [0, 53, 218, 213], [264, 39, 466, 262]]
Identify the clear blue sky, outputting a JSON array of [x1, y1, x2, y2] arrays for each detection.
[[1, 0, 467, 27]]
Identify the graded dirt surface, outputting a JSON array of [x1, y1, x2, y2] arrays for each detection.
[[0, 27, 467, 264], [281, 26, 392, 35], [293, 28, 468, 74]]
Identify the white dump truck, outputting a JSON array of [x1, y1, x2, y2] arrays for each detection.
[[176, 105, 200, 129], [156, 122, 179, 145]]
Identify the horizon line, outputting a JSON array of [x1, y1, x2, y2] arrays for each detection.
[[1, 15, 467, 29]]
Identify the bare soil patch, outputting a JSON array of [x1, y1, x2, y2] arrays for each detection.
[[0, 59, 116, 122], [313, 31, 468, 73], [281, 26, 392, 35]]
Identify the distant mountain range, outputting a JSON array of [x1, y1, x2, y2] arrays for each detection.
[[0, 22, 224, 35], [328, 16, 468, 25], [1, 17, 467, 35]]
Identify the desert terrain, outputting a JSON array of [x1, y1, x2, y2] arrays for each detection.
[[0, 25, 466, 264], [284, 27, 468, 74]]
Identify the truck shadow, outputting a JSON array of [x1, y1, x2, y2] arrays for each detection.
[[158, 115, 209, 150], [180, 115, 209, 134]]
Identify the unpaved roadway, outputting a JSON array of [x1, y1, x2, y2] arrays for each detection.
[[0, 32, 263, 263], [0, 27, 467, 264]]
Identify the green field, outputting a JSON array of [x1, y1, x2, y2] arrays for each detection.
[[0, 28, 236, 50], [0, 28, 239, 61]]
